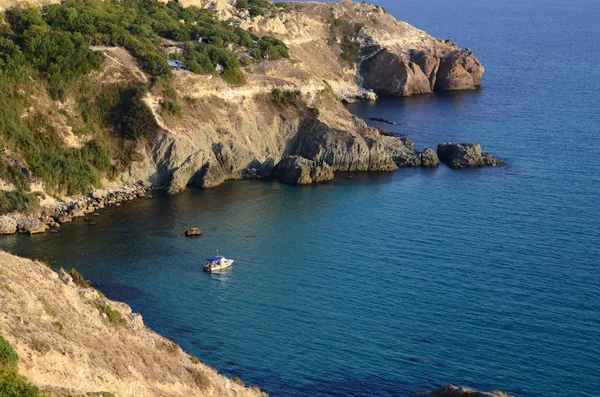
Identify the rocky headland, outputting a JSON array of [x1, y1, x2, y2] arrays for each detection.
[[0, 0, 502, 235]]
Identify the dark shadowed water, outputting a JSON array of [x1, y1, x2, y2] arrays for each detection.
[[1, 0, 599, 396]]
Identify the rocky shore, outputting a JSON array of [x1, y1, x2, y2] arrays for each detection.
[[0, 182, 149, 236]]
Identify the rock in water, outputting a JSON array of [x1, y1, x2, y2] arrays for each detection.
[[185, 228, 202, 237], [0, 216, 17, 235], [360, 50, 432, 96], [421, 148, 440, 168], [435, 49, 485, 91], [272, 156, 334, 185], [17, 218, 48, 234], [437, 142, 503, 169], [412, 384, 514, 397]]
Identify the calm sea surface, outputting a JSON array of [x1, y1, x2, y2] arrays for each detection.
[[2, 0, 599, 396]]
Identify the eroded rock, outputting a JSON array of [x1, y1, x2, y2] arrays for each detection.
[[437, 142, 503, 169], [421, 148, 440, 168], [0, 216, 17, 235], [360, 50, 432, 96], [185, 227, 202, 236], [435, 49, 484, 91], [17, 218, 48, 234], [272, 156, 334, 185]]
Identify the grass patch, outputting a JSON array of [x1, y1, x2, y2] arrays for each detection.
[[0, 190, 39, 214], [97, 304, 125, 325], [193, 370, 210, 390], [67, 268, 89, 288]]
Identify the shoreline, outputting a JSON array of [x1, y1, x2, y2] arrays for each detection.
[[0, 181, 151, 236]]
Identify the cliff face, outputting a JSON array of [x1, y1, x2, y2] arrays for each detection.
[[114, 0, 485, 194], [0, 250, 266, 397]]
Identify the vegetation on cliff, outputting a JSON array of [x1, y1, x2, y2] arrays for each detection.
[[0, 0, 288, 214], [0, 336, 47, 397]]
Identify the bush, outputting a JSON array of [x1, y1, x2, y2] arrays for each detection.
[[160, 99, 182, 118], [341, 37, 362, 66], [0, 336, 18, 369], [0, 190, 39, 213], [271, 88, 301, 108], [0, 336, 47, 397], [122, 90, 159, 140], [67, 268, 89, 288], [0, 368, 47, 397], [101, 305, 124, 324]]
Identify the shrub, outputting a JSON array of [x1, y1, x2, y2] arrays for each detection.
[[271, 88, 301, 108], [67, 268, 89, 288], [0, 367, 47, 397], [0, 336, 18, 369], [0, 190, 39, 213], [122, 91, 159, 140], [160, 99, 182, 118], [101, 305, 124, 324], [341, 37, 362, 66]]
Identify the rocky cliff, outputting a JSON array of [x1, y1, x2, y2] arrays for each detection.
[[0, 0, 487, 213]]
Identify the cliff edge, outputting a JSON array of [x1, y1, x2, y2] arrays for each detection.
[[0, 250, 265, 397]]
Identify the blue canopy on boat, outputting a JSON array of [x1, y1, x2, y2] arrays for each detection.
[[207, 256, 223, 262]]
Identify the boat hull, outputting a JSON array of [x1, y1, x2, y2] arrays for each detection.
[[204, 259, 234, 272]]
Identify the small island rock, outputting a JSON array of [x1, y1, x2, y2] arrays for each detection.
[[185, 228, 202, 237], [437, 142, 503, 169]]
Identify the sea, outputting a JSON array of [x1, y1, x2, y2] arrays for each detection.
[[1, 0, 599, 396]]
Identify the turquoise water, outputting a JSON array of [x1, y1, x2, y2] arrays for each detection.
[[1, 0, 599, 396]]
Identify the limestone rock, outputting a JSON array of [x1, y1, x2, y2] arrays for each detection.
[[80, 288, 100, 300], [129, 313, 144, 329], [17, 218, 48, 234], [437, 142, 502, 169], [360, 50, 432, 96], [0, 216, 17, 235], [272, 156, 334, 185], [412, 384, 514, 397], [54, 214, 73, 224], [57, 268, 73, 286], [410, 50, 440, 90], [185, 227, 202, 237], [435, 49, 484, 91], [421, 148, 440, 168]]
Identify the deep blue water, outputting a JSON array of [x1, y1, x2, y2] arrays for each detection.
[[1, 0, 599, 396]]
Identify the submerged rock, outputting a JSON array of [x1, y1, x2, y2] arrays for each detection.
[[412, 384, 514, 397], [437, 142, 503, 169], [272, 156, 334, 185], [0, 216, 17, 235]]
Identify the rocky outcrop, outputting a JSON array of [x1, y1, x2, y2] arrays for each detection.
[[435, 49, 484, 91], [17, 218, 48, 234], [437, 143, 503, 169], [0, 215, 17, 234], [272, 156, 334, 185], [360, 47, 484, 96], [412, 385, 514, 397], [421, 148, 440, 168], [360, 50, 432, 96]]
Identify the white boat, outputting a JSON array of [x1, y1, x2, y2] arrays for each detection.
[[203, 255, 234, 272]]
